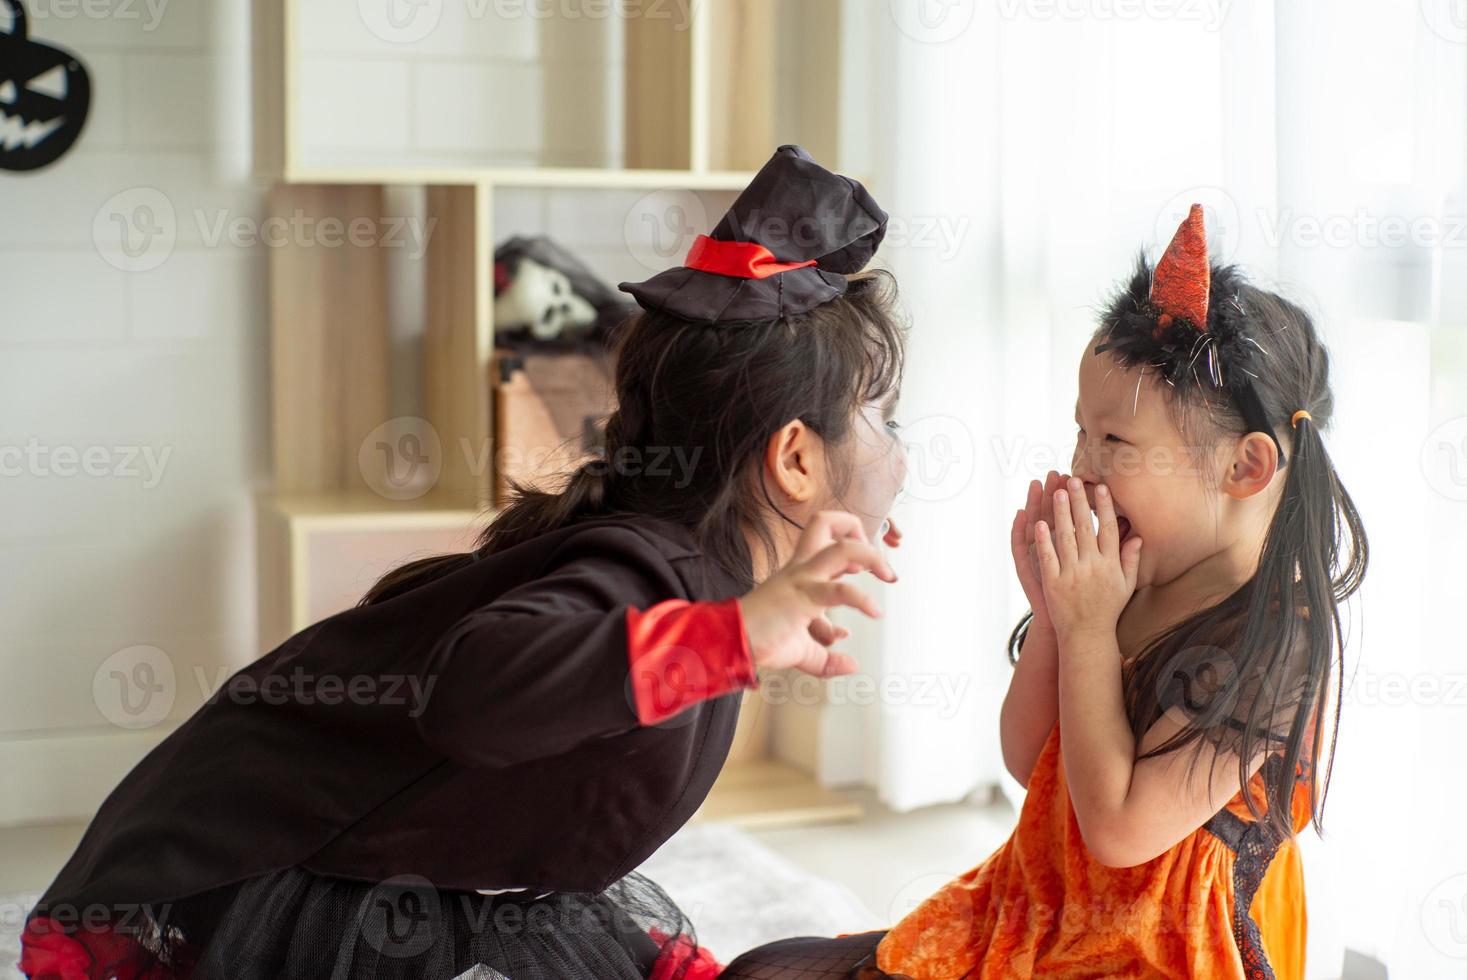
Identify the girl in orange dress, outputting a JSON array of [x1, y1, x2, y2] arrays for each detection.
[[722, 205, 1367, 980]]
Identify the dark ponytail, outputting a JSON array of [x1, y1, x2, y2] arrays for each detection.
[[479, 456, 613, 556], [360, 271, 906, 606], [1142, 281, 1364, 841], [1191, 388, 1367, 841]]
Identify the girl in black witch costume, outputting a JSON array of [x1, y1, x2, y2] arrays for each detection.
[[21, 145, 909, 980]]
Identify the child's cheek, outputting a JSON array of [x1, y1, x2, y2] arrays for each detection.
[[1110, 443, 1150, 485]]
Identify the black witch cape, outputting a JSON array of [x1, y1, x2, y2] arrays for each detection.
[[30, 514, 751, 927]]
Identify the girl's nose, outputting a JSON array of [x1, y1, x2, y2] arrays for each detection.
[[1070, 452, 1096, 487]]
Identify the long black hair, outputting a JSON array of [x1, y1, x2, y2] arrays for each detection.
[[1011, 259, 1367, 841], [361, 270, 906, 605]]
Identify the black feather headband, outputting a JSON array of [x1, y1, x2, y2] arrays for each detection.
[[1094, 205, 1287, 465]]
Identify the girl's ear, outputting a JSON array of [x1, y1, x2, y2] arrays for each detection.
[[1221, 431, 1280, 500], [764, 419, 821, 504]]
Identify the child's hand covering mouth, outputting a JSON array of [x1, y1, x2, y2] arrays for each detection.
[[1084, 483, 1134, 543]]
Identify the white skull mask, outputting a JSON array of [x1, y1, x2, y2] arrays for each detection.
[[495, 258, 597, 341]]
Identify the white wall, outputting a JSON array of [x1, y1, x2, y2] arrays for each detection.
[[0, 0, 267, 825], [294, 0, 624, 170]]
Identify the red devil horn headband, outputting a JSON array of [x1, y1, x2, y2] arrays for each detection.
[[1150, 203, 1210, 334], [1097, 201, 1291, 465]]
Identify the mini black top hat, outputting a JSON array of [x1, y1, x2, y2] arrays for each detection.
[[619, 145, 888, 324]]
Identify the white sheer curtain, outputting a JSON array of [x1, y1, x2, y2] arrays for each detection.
[[825, 0, 1467, 974], [816, 0, 1012, 812]]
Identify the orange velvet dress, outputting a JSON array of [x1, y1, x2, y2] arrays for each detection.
[[874, 724, 1312, 980]]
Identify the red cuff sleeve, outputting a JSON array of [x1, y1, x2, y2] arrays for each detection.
[[626, 598, 758, 726]]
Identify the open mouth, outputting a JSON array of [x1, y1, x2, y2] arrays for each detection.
[[1116, 516, 1134, 543], [0, 111, 65, 151]]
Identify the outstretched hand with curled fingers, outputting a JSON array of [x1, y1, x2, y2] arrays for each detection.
[[739, 511, 897, 678]]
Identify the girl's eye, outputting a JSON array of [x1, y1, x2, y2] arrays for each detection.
[[1078, 428, 1126, 445], [885, 419, 902, 433]]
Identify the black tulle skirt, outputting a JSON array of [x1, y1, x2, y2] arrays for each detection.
[[197, 867, 704, 979], [25, 866, 713, 980]]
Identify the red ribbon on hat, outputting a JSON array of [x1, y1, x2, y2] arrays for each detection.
[[683, 234, 817, 279]]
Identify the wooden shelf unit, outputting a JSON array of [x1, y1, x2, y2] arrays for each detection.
[[250, 0, 844, 503], [255, 491, 486, 649], [254, 0, 841, 184], [252, 0, 856, 827]]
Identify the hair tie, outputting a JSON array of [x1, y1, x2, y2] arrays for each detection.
[[1291, 410, 1312, 429]]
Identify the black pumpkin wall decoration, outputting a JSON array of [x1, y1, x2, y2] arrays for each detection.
[[0, 0, 91, 172]]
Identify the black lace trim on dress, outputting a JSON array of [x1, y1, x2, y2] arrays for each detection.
[[1202, 754, 1289, 980]]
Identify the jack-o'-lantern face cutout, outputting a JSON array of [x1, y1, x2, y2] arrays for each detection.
[[0, 0, 91, 171]]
